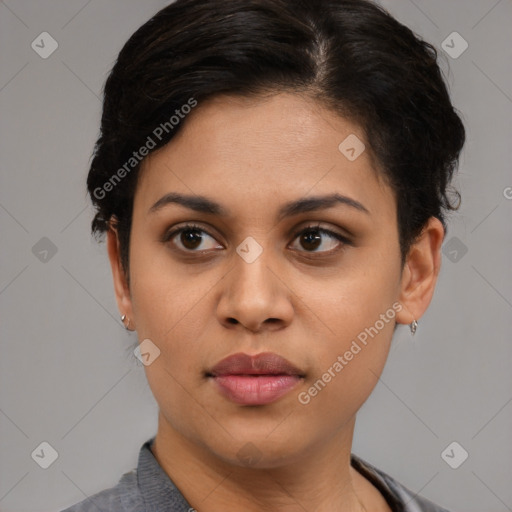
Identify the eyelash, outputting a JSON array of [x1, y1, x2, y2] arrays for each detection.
[[161, 222, 352, 256]]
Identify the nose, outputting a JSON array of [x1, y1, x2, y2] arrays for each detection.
[[215, 247, 294, 333]]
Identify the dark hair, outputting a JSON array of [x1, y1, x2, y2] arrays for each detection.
[[87, 0, 465, 277]]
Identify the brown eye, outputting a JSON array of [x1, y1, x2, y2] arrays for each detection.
[[299, 230, 323, 251], [163, 224, 223, 253], [290, 226, 350, 254], [179, 228, 204, 250]]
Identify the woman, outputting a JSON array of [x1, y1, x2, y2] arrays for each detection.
[[63, 0, 465, 510]]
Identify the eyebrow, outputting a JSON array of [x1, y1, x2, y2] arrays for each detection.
[[148, 192, 370, 219]]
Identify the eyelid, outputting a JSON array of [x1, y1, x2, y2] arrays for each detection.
[[161, 222, 221, 245], [290, 222, 352, 244]]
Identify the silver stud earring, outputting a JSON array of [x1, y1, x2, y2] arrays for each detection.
[[120, 314, 133, 331], [410, 319, 418, 335]]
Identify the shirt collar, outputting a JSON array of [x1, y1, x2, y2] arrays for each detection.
[[137, 436, 192, 512]]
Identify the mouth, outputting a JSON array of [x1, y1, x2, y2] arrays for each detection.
[[206, 352, 305, 406]]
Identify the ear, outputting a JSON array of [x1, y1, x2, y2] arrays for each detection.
[[395, 217, 445, 325], [106, 220, 135, 329]]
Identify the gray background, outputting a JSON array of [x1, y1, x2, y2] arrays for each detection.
[[1, 0, 511, 511]]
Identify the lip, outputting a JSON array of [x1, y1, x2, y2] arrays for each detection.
[[207, 352, 305, 406]]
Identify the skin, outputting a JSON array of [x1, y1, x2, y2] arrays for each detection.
[[107, 92, 444, 511]]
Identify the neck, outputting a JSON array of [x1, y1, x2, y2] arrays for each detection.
[[150, 412, 383, 512]]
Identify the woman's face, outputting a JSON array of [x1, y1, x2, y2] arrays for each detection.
[[110, 92, 437, 467]]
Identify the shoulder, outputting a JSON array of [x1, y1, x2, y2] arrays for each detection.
[[351, 454, 453, 512], [61, 436, 193, 511], [60, 469, 142, 512]]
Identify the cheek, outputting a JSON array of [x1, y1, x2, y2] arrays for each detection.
[[128, 246, 217, 400], [297, 314, 396, 425], [130, 268, 215, 432], [293, 261, 400, 414], [128, 233, 212, 335], [297, 250, 400, 341], [131, 271, 215, 373]]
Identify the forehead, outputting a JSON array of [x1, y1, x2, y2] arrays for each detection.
[[135, 92, 395, 221]]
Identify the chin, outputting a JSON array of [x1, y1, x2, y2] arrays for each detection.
[[201, 426, 316, 470]]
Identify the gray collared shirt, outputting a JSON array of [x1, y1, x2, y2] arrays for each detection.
[[61, 437, 451, 512]]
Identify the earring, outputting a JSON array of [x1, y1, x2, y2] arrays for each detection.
[[120, 314, 134, 331], [410, 319, 418, 335]]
